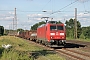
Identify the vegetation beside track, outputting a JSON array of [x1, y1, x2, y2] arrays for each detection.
[[66, 37, 90, 42], [0, 36, 65, 60]]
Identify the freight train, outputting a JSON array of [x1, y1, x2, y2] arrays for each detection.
[[17, 21, 66, 47]]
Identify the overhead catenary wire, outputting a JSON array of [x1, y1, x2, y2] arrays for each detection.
[[51, 0, 78, 14], [0, 0, 90, 30], [0, 10, 13, 11], [81, 1, 89, 13], [41, 0, 51, 11], [0, 9, 42, 12]]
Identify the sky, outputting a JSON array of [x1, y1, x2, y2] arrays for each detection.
[[0, 0, 90, 30]]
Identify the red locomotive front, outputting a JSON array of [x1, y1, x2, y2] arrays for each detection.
[[37, 21, 66, 46]]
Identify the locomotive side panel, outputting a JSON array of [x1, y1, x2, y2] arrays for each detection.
[[46, 23, 50, 42], [37, 25, 46, 41]]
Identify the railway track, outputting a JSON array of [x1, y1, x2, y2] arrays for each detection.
[[26, 40, 90, 60], [55, 48, 90, 60]]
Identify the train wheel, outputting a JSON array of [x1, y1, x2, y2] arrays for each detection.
[[63, 42, 66, 46], [42, 41, 45, 45], [36, 40, 39, 43], [37, 40, 41, 44], [29, 38, 30, 40], [45, 42, 52, 47]]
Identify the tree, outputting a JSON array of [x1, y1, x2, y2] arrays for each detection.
[[81, 26, 90, 39], [0, 26, 4, 36], [31, 21, 46, 30], [57, 21, 62, 24], [65, 18, 74, 38], [65, 18, 81, 38], [77, 21, 82, 38], [17, 28, 24, 32]]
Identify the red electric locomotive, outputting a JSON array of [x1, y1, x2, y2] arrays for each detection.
[[37, 21, 66, 46]]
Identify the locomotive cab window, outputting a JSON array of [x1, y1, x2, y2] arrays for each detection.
[[57, 26, 63, 30], [50, 26, 56, 30], [50, 25, 64, 30]]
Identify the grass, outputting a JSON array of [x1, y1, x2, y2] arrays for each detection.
[[66, 37, 90, 42], [0, 36, 65, 60]]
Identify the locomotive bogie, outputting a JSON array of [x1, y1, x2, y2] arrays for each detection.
[[50, 40, 66, 45]]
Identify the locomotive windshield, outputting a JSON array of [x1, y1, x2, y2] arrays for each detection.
[[50, 26, 56, 30], [57, 26, 63, 30], [50, 25, 63, 30]]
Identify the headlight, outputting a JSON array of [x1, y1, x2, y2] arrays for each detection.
[[50, 33, 55, 35], [60, 33, 64, 35]]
